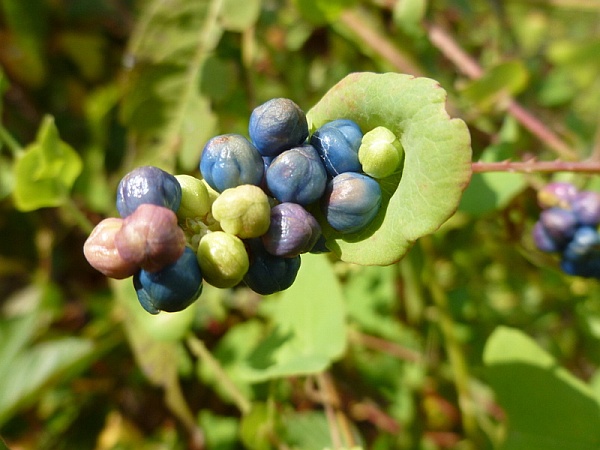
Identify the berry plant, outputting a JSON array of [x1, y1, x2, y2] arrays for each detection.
[[1, 1, 600, 450]]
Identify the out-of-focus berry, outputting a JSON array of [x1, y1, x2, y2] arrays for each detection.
[[539, 207, 577, 246], [358, 126, 404, 179], [199, 134, 264, 193], [310, 119, 363, 177], [572, 191, 600, 226], [211, 185, 271, 238], [262, 203, 321, 257], [116, 166, 181, 217], [531, 221, 561, 253], [249, 98, 309, 157], [115, 204, 186, 273], [321, 172, 382, 234], [83, 218, 139, 279], [243, 239, 301, 295], [266, 145, 327, 205], [197, 231, 249, 288], [537, 182, 578, 210], [134, 247, 203, 314]]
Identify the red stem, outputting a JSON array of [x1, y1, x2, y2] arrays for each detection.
[[472, 160, 600, 174]]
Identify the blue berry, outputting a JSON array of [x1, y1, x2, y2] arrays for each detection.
[[321, 172, 382, 234], [310, 119, 363, 177], [261, 202, 321, 257], [116, 166, 182, 217], [539, 207, 577, 247], [134, 247, 203, 314], [572, 191, 600, 226], [200, 134, 264, 193], [265, 144, 327, 205], [243, 239, 301, 295], [249, 98, 309, 157]]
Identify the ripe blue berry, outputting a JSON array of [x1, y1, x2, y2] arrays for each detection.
[[134, 247, 203, 314], [266, 144, 327, 205], [261, 202, 321, 257], [200, 134, 264, 193], [249, 98, 309, 157], [310, 119, 363, 177], [572, 191, 600, 226], [321, 172, 382, 234], [243, 239, 301, 295], [116, 166, 182, 218]]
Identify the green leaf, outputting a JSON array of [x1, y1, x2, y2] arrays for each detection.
[[461, 61, 530, 109], [484, 326, 600, 450], [0, 337, 94, 426], [198, 410, 240, 450], [294, 0, 356, 24], [307, 72, 472, 265], [459, 143, 527, 216], [240, 253, 347, 381], [12, 115, 82, 211], [119, 0, 220, 171], [220, 0, 261, 31]]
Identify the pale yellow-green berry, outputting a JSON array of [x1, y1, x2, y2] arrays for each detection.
[[211, 184, 271, 238], [358, 126, 404, 179], [201, 178, 220, 205], [197, 231, 249, 288], [175, 175, 211, 221]]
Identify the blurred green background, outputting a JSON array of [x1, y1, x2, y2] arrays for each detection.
[[1, 0, 600, 449]]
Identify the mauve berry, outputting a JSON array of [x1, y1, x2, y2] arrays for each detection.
[[572, 191, 600, 226], [262, 202, 321, 257]]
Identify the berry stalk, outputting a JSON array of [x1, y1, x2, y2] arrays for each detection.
[[472, 159, 600, 174]]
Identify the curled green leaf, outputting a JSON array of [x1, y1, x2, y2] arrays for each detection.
[[307, 72, 472, 265]]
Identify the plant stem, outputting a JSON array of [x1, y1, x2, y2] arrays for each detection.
[[186, 334, 252, 415], [0, 124, 24, 157], [426, 23, 578, 161], [62, 197, 95, 235], [472, 159, 600, 174], [420, 237, 480, 445]]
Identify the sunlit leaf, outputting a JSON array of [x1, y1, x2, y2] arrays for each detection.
[[220, 0, 261, 31], [240, 254, 346, 381], [12, 115, 82, 211], [484, 327, 600, 450], [461, 61, 530, 109], [307, 72, 472, 265]]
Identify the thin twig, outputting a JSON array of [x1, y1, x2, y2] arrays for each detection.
[[472, 159, 600, 174], [186, 334, 252, 415], [426, 22, 578, 161], [348, 328, 423, 363]]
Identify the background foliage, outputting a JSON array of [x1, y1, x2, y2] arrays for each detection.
[[1, 0, 600, 449]]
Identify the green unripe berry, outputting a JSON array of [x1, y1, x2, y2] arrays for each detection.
[[358, 126, 404, 179], [197, 231, 249, 288], [211, 184, 271, 238], [175, 175, 211, 221]]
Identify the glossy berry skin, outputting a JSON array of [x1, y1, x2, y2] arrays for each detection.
[[249, 98, 309, 157], [561, 228, 600, 278], [537, 182, 578, 210], [200, 134, 264, 193], [532, 220, 561, 253], [262, 203, 321, 257], [539, 207, 577, 247], [310, 119, 363, 177], [321, 172, 382, 234], [243, 239, 301, 295], [134, 247, 203, 314], [572, 191, 600, 226], [265, 145, 327, 205], [116, 166, 182, 218]]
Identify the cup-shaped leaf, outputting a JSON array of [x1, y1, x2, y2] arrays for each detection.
[[307, 72, 472, 265]]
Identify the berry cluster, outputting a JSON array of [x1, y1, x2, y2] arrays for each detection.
[[532, 182, 600, 278], [84, 98, 403, 314]]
